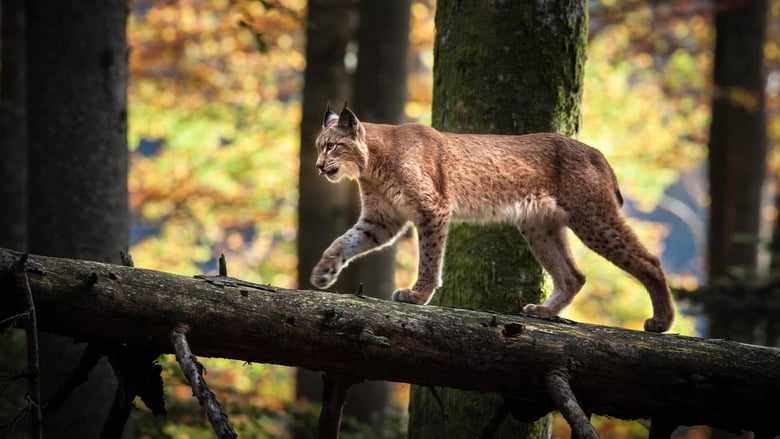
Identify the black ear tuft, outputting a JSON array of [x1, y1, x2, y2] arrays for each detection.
[[338, 106, 359, 132], [323, 103, 339, 127]]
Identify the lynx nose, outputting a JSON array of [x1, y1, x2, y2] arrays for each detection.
[[316, 163, 326, 175]]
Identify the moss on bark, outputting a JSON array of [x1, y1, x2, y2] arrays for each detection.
[[408, 1, 588, 437], [433, 223, 543, 312]]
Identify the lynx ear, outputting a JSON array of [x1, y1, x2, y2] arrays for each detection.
[[323, 104, 339, 127], [338, 106, 360, 133]]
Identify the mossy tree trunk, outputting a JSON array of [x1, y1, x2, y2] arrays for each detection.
[[407, 1, 587, 437]]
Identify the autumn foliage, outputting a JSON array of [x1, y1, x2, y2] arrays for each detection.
[[121, 1, 780, 437]]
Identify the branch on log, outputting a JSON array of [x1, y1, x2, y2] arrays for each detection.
[[546, 370, 597, 439], [1, 247, 779, 436], [105, 342, 166, 417], [14, 254, 42, 439], [171, 326, 237, 439], [318, 373, 360, 439]]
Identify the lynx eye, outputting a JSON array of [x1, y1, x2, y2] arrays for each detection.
[[325, 143, 336, 153]]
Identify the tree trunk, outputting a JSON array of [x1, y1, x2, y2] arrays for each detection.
[[26, 1, 129, 437], [705, 2, 769, 438], [408, 1, 587, 437], [1, 247, 779, 437], [0, 1, 29, 434], [295, 0, 359, 419], [352, 0, 410, 125], [0, 0, 27, 252], [706, 0, 768, 343], [296, 0, 358, 295], [339, 0, 412, 423]]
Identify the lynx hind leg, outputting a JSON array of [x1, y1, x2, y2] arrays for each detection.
[[569, 211, 674, 333], [391, 288, 433, 305], [520, 224, 586, 318]]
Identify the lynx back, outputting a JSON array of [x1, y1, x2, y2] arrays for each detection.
[[309, 106, 674, 333]]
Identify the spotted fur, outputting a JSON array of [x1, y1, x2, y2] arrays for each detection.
[[310, 106, 674, 333]]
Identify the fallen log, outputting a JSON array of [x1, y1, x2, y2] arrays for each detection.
[[1, 247, 778, 436]]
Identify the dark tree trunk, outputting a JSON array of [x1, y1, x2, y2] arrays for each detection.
[[339, 0, 412, 423], [296, 0, 357, 296], [295, 0, 359, 419], [408, 1, 588, 437], [26, 1, 129, 437], [706, 0, 768, 343], [347, 0, 411, 300], [703, 2, 768, 437], [0, 1, 29, 433], [0, 0, 27, 252], [352, 0, 410, 125]]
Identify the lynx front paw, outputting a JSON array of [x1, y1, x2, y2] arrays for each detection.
[[391, 288, 431, 305], [522, 303, 558, 318], [310, 256, 343, 289]]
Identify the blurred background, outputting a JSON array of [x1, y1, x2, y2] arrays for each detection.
[[2, 0, 779, 437]]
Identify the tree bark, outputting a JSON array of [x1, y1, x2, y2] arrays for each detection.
[[349, 0, 411, 301], [0, 0, 27, 251], [295, 0, 359, 418], [0, 247, 778, 437], [26, 1, 129, 437], [338, 0, 412, 422], [297, 0, 358, 296], [0, 1, 30, 431], [353, 0, 410, 125], [409, 1, 587, 437], [706, 0, 769, 340]]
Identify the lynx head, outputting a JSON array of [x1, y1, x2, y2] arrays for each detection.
[[315, 105, 368, 182]]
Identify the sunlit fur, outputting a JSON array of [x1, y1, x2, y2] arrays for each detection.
[[310, 107, 674, 333], [315, 114, 367, 182]]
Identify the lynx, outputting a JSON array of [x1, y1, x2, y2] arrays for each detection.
[[310, 106, 674, 333]]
